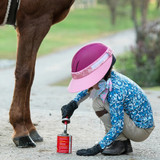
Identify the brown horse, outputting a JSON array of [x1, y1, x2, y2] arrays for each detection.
[[0, 0, 74, 148]]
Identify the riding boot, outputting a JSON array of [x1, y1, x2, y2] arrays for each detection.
[[102, 140, 126, 155], [102, 139, 133, 155], [124, 139, 133, 153]]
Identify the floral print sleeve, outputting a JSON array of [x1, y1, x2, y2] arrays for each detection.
[[73, 89, 89, 105]]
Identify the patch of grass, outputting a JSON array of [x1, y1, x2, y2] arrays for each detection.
[[0, 26, 17, 59], [0, 4, 159, 59], [143, 86, 160, 91], [52, 77, 71, 86]]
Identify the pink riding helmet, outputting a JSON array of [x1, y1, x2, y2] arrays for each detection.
[[68, 43, 114, 93]]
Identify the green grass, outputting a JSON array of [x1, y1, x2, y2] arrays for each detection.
[[0, 26, 17, 59], [143, 86, 160, 91], [0, 4, 160, 59], [52, 77, 72, 86]]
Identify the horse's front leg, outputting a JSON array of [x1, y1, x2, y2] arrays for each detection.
[[24, 68, 43, 142], [9, 19, 51, 148]]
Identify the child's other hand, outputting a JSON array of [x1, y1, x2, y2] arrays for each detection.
[[61, 100, 78, 119]]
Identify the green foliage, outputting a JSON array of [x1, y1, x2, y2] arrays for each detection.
[[115, 19, 160, 88], [115, 52, 160, 87], [115, 52, 136, 82], [115, 12, 160, 88], [155, 55, 160, 83]]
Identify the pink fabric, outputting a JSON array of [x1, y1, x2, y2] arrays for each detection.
[[99, 79, 112, 103], [89, 79, 112, 103], [72, 48, 112, 79], [71, 43, 108, 72]]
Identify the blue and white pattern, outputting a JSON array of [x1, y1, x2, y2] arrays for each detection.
[[73, 89, 89, 102], [73, 71, 154, 150]]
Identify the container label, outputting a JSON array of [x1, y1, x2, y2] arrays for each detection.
[[57, 135, 72, 154]]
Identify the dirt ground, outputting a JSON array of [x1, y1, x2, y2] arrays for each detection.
[[0, 85, 160, 160]]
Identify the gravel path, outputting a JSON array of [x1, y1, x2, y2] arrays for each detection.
[[0, 29, 160, 160]]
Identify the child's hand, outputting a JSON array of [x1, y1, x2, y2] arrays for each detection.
[[61, 100, 78, 119], [76, 144, 103, 156]]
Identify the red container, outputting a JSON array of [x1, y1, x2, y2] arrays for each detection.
[[57, 133, 72, 153]]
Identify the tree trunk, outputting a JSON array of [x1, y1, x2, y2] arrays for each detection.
[[106, 0, 117, 25], [157, 0, 160, 9], [140, 0, 149, 29], [131, 0, 138, 31]]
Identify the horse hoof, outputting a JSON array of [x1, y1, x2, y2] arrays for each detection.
[[29, 130, 43, 142], [13, 136, 36, 148]]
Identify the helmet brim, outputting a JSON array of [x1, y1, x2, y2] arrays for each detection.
[[68, 56, 112, 93]]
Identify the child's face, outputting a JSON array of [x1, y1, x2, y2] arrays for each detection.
[[93, 83, 99, 90], [88, 83, 99, 93]]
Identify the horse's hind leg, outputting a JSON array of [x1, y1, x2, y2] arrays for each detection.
[[9, 18, 51, 147]]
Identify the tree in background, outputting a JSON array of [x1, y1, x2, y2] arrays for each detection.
[[131, 0, 160, 86], [72, 0, 97, 9], [157, 0, 160, 8], [104, 0, 150, 38], [113, 0, 160, 86], [130, 20, 160, 86], [104, 0, 130, 25], [105, 0, 117, 25], [131, 0, 149, 43]]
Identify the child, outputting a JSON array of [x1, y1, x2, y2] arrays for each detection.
[[61, 43, 155, 156]]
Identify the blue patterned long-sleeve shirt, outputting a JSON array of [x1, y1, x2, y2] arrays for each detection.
[[73, 71, 154, 149]]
